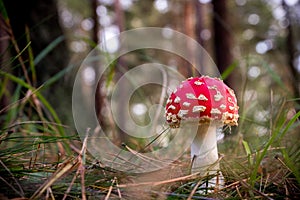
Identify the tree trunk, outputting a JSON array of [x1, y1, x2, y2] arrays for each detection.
[[181, 0, 196, 77], [282, 1, 300, 111], [212, 0, 234, 87], [114, 0, 128, 144], [194, 1, 208, 77]]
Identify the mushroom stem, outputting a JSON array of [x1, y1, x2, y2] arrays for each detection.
[[191, 123, 220, 175]]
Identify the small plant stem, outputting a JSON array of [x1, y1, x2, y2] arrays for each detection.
[[6, 21, 32, 86]]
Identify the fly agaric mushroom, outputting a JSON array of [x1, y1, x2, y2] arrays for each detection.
[[165, 76, 239, 182]]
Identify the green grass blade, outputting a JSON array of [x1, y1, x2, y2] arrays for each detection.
[[42, 63, 76, 89], [9, 41, 31, 67], [279, 111, 300, 141], [0, 70, 71, 154], [261, 60, 285, 89], [25, 26, 36, 85], [279, 111, 300, 184], [221, 61, 238, 80], [242, 140, 253, 166], [0, 77, 8, 100], [2, 84, 21, 127], [34, 36, 65, 65], [0, 0, 9, 20], [249, 111, 300, 186]]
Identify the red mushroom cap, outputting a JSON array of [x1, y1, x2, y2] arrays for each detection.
[[165, 76, 239, 128]]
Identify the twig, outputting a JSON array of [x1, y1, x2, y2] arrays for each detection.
[[236, 185, 242, 199], [187, 178, 203, 200], [141, 126, 170, 152], [118, 172, 200, 188], [123, 144, 165, 168], [275, 155, 293, 172], [4, 18, 32, 85], [79, 128, 89, 200], [62, 128, 89, 200], [150, 190, 217, 200], [104, 178, 116, 200], [263, 173, 270, 193], [124, 143, 179, 167], [239, 179, 274, 200], [62, 167, 79, 200], [30, 158, 79, 200], [46, 187, 55, 200], [0, 85, 43, 115], [114, 177, 122, 199]]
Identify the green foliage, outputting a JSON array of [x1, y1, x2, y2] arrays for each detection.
[[0, 0, 8, 20], [221, 61, 238, 80]]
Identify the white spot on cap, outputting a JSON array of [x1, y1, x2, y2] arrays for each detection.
[[178, 110, 189, 117], [198, 94, 208, 101], [229, 105, 235, 111], [228, 88, 235, 97], [223, 112, 233, 119], [174, 96, 181, 103], [166, 98, 172, 104], [183, 102, 191, 107], [168, 105, 176, 110], [194, 80, 204, 85], [192, 105, 206, 113], [186, 93, 208, 101], [186, 93, 197, 99], [220, 104, 226, 110], [208, 85, 217, 90], [214, 91, 223, 101], [211, 108, 221, 115]]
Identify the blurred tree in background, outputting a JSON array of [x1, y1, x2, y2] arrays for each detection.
[[1, 0, 299, 143], [1, 0, 299, 137]]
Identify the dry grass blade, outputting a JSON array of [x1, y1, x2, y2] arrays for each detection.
[[239, 179, 275, 200], [62, 168, 78, 200], [46, 187, 55, 200], [0, 160, 24, 197], [0, 86, 43, 115], [118, 172, 200, 188], [187, 179, 203, 200], [235, 185, 242, 198], [123, 144, 163, 168], [124, 143, 179, 168], [104, 178, 116, 200], [29, 158, 79, 200], [115, 177, 122, 198], [78, 129, 89, 200], [63, 129, 89, 200], [62, 159, 87, 200]]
